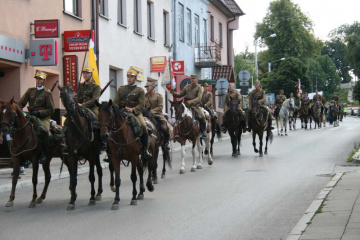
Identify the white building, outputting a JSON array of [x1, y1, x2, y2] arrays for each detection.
[[98, 0, 171, 103]]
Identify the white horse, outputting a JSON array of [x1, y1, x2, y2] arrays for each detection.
[[276, 98, 294, 136]]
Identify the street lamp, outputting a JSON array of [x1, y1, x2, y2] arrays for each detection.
[[254, 33, 276, 81], [268, 57, 285, 72]]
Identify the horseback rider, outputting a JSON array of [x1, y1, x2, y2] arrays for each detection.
[[289, 92, 296, 102], [113, 68, 152, 159], [313, 90, 325, 113], [222, 83, 247, 133], [201, 83, 217, 122], [247, 80, 273, 132], [300, 92, 310, 113], [274, 89, 286, 118], [17, 70, 54, 164], [144, 81, 171, 150], [170, 74, 208, 138]]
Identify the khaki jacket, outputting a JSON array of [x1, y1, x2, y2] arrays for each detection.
[[78, 80, 101, 116], [114, 84, 145, 116], [173, 84, 203, 107], [145, 92, 166, 121], [249, 89, 266, 109], [225, 90, 242, 111], [201, 92, 212, 108], [275, 94, 286, 106]]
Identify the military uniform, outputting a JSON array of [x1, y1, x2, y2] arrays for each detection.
[[274, 94, 286, 117], [145, 92, 166, 121], [77, 80, 101, 117], [248, 88, 272, 132], [201, 90, 216, 120], [223, 89, 247, 133], [300, 95, 310, 112], [332, 94, 339, 102]]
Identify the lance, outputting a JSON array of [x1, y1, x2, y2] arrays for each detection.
[[100, 79, 113, 97]]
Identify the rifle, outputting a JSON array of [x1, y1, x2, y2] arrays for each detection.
[[100, 79, 113, 97], [50, 80, 59, 92]]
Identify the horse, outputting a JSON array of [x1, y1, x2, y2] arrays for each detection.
[[224, 97, 244, 157], [299, 104, 312, 129], [249, 101, 273, 157], [289, 106, 298, 130], [169, 100, 212, 174], [276, 98, 294, 136], [142, 109, 172, 182], [204, 108, 221, 156], [58, 85, 103, 210], [311, 99, 323, 129], [97, 100, 158, 210], [0, 98, 64, 208], [329, 100, 340, 127]]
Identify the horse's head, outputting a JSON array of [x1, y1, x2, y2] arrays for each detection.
[[251, 100, 260, 114], [169, 99, 187, 120], [288, 98, 295, 110], [97, 100, 114, 145], [58, 85, 77, 116], [0, 97, 21, 135], [229, 97, 240, 113]]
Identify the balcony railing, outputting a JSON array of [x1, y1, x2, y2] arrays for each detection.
[[194, 43, 221, 68]]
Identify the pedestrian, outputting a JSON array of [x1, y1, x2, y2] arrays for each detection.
[[343, 105, 347, 118]]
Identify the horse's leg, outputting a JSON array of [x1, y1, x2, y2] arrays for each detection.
[[152, 147, 159, 184], [259, 132, 264, 157], [179, 140, 187, 174], [191, 141, 197, 172], [111, 158, 121, 210], [88, 159, 96, 206], [237, 130, 241, 155], [137, 156, 146, 199], [276, 117, 280, 135], [36, 155, 52, 204], [265, 129, 270, 154], [210, 130, 215, 156], [161, 145, 167, 178], [108, 156, 116, 192], [207, 133, 213, 165], [229, 131, 236, 157], [284, 117, 288, 136], [279, 116, 284, 136], [6, 158, 20, 207], [29, 157, 40, 208], [94, 153, 103, 201], [130, 160, 138, 205], [252, 132, 258, 153], [67, 155, 78, 210], [196, 138, 203, 169]]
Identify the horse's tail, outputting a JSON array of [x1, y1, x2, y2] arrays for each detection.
[[213, 119, 222, 140], [268, 131, 273, 144]]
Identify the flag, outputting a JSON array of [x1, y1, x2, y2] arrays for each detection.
[[88, 30, 100, 85], [296, 79, 302, 97]]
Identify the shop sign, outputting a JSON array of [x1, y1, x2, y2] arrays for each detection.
[[171, 61, 185, 75], [63, 30, 92, 52], [63, 55, 78, 92], [34, 19, 60, 38], [29, 39, 58, 66], [0, 35, 25, 63], [150, 56, 167, 72]]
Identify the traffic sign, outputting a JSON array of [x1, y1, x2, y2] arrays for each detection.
[[215, 78, 229, 94], [239, 70, 250, 82], [240, 82, 249, 86]]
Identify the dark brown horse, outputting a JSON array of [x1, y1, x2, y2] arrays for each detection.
[[59, 85, 103, 210], [98, 100, 157, 210], [299, 104, 312, 129], [224, 97, 244, 157], [204, 108, 221, 157], [311, 99, 323, 129], [0, 98, 64, 208], [169, 100, 212, 174], [249, 101, 273, 157]]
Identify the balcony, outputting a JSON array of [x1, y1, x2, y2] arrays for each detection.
[[194, 43, 221, 68]]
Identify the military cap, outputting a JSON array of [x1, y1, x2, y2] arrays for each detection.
[[127, 69, 138, 76], [34, 70, 47, 80], [190, 74, 198, 79], [202, 83, 209, 87], [82, 66, 94, 73], [145, 81, 157, 87]]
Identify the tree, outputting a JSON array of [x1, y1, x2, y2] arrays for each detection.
[[234, 48, 255, 88], [345, 22, 360, 77], [353, 81, 360, 102]]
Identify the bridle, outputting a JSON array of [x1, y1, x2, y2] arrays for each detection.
[[172, 103, 195, 136]]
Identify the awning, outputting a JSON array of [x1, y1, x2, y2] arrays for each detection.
[[212, 65, 235, 83]]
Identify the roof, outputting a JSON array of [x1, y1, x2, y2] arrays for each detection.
[[222, 0, 244, 16], [212, 65, 235, 83]]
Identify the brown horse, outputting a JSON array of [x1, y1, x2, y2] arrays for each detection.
[[97, 100, 157, 210], [169, 100, 212, 174], [0, 98, 64, 208], [59, 85, 103, 210], [249, 101, 273, 157], [299, 104, 312, 129]]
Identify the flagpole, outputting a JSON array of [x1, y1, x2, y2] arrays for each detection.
[[77, 29, 93, 92]]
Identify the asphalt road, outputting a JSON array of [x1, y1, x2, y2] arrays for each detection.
[[1, 117, 360, 240]]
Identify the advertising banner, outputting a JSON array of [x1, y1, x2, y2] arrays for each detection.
[[171, 61, 185, 75], [34, 20, 60, 38], [0, 35, 25, 63], [63, 30, 92, 52], [150, 56, 167, 72], [29, 39, 58, 66], [63, 55, 78, 92]]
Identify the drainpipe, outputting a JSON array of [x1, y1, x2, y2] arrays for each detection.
[[173, 0, 177, 61], [95, 0, 99, 70], [227, 12, 236, 66]]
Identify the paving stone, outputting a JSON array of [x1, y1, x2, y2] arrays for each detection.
[[299, 225, 345, 239], [308, 212, 349, 227], [322, 199, 357, 212]]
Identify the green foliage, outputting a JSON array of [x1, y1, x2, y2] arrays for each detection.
[[234, 49, 255, 88], [347, 142, 360, 163], [337, 89, 349, 103], [352, 81, 360, 102]]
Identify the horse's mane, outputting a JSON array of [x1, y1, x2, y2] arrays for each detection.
[[181, 103, 192, 118], [111, 103, 124, 118]]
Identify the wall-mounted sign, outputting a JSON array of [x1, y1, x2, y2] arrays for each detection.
[[29, 39, 58, 66], [63, 30, 92, 52], [63, 55, 78, 92], [130, 66, 144, 82], [0, 35, 25, 63], [150, 56, 167, 72], [171, 61, 185, 75], [34, 20, 60, 38]]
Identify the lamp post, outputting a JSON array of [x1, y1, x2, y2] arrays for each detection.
[[268, 57, 285, 72], [254, 33, 276, 81]]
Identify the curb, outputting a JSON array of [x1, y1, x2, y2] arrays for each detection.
[[286, 172, 344, 240], [352, 148, 360, 164], [0, 136, 231, 193]]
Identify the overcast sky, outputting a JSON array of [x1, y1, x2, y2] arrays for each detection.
[[233, 0, 360, 54]]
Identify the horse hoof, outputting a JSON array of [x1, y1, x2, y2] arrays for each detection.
[[285, 134, 288, 136], [210, 150, 213, 156], [137, 194, 144, 200], [237, 151, 240, 155], [111, 186, 116, 192], [208, 159, 213, 165], [265, 151, 268, 154], [179, 169, 185, 174], [130, 200, 137, 205], [29, 202, 36, 208], [259, 153, 264, 157], [111, 204, 119, 210], [147, 183, 155, 192], [5, 202, 13, 207], [35, 198, 43, 204], [281, 134, 283, 136], [153, 179, 159, 184], [88, 200, 96, 206], [196, 165, 202, 169], [95, 195, 102, 201], [278, 133, 280, 136], [254, 149, 259, 153], [67, 204, 75, 210], [161, 173, 166, 179], [191, 168, 196, 172], [204, 149, 208, 155], [232, 153, 236, 157]]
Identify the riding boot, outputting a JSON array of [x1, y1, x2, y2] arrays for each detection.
[[39, 133, 49, 164], [140, 132, 152, 159]]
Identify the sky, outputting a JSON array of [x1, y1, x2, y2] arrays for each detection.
[[233, 0, 360, 54]]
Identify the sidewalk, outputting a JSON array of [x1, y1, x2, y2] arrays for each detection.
[[287, 171, 360, 240], [0, 133, 230, 193]]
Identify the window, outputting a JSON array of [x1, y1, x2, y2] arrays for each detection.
[[64, 0, 80, 16], [219, 22, 223, 46], [186, 9, 191, 44], [147, 1, 155, 39], [100, 0, 108, 17], [163, 11, 170, 46], [203, 19, 207, 45], [134, 0, 142, 34], [194, 14, 199, 45], [109, 69, 117, 100], [118, 0, 127, 25], [178, 3, 184, 41], [210, 15, 214, 41]]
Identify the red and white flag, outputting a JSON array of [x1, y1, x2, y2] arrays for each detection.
[[296, 79, 302, 97]]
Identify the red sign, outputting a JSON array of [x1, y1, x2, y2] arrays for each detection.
[[63, 55, 78, 92], [150, 56, 167, 72], [171, 61, 185, 75], [34, 20, 60, 38], [63, 30, 93, 52]]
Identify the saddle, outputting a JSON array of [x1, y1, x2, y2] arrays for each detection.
[[78, 107, 99, 141]]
